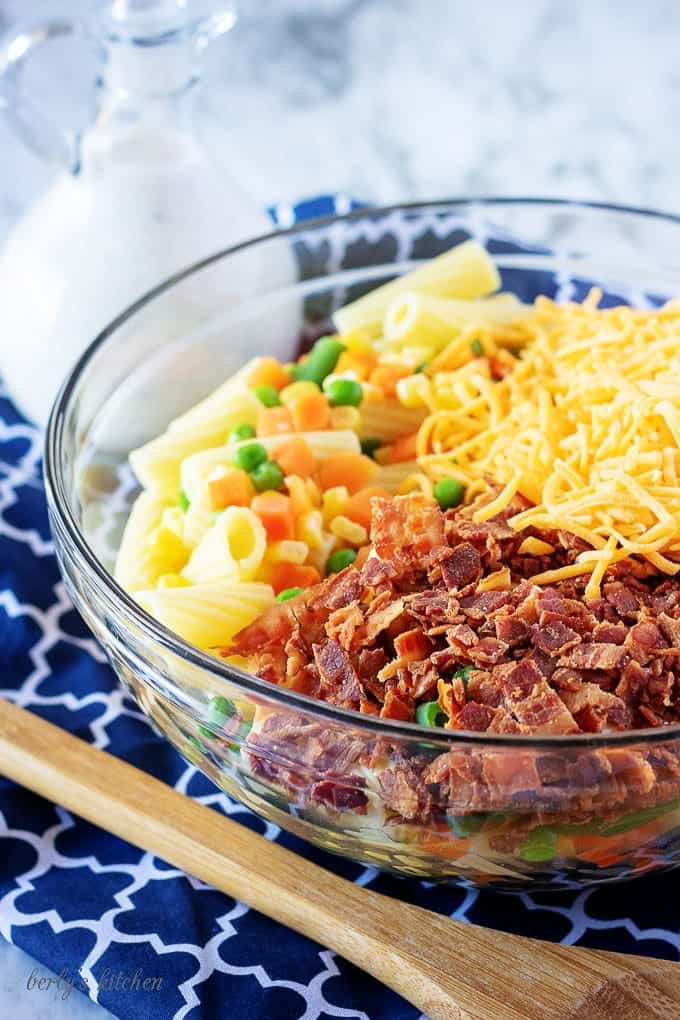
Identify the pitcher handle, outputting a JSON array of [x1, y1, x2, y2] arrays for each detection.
[[0, 18, 84, 170]]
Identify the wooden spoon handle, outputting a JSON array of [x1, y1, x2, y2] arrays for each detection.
[[0, 699, 677, 1019]]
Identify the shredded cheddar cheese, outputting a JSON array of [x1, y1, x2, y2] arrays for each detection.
[[417, 292, 680, 592]]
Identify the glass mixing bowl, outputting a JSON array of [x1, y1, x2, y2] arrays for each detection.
[[45, 199, 680, 890]]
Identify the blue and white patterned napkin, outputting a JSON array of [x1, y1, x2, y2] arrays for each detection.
[[0, 195, 678, 1020]]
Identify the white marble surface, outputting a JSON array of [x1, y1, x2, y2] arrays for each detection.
[[1, 1, 679, 1017], [2, 0, 680, 241]]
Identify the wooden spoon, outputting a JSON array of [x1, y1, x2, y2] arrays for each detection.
[[0, 699, 677, 1019]]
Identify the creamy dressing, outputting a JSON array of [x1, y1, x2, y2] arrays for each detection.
[[0, 124, 273, 426], [0, 1, 279, 426]]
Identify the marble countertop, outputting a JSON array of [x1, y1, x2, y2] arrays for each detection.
[[1, 1, 679, 1017], [1, 0, 680, 240]]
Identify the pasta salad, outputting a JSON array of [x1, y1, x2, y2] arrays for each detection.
[[113, 237, 680, 875]]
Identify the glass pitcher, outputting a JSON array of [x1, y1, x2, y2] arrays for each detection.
[[0, 0, 276, 426]]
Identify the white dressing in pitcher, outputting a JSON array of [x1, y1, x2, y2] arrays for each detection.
[[0, 1, 276, 426]]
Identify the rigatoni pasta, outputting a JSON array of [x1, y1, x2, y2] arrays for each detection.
[[332, 239, 500, 335], [133, 580, 274, 648], [114, 491, 179, 591], [182, 507, 267, 584]]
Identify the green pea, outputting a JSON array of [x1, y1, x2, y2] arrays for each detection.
[[326, 548, 357, 574], [209, 694, 236, 726], [276, 586, 305, 602], [448, 810, 510, 837], [470, 338, 483, 357], [434, 477, 465, 510], [228, 423, 256, 444], [178, 488, 190, 512], [251, 459, 284, 492], [232, 442, 268, 472], [252, 385, 281, 407], [290, 337, 346, 385], [446, 812, 488, 837], [452, 665, 475, 689], [323, 377, 363, 407], [415, 700, 446, 728], [518, 826, 559, 862], [360, 437, 383, 459]]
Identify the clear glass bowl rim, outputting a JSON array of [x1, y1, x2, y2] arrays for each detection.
[[44, 196, 680, 750]]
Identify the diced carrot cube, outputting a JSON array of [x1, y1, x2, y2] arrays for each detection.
[[389, 430, 419, 463], [344, 485, 391, 530], [317, 453, 378, 495], [208, 468, 254, 510], [369, 363, 411, 398], [257, 405, 294, 436], [246, 356, 291, 391], [335, 350, 378, 380], [290, 391, 331, 431], [274, 437, 317, 478], [251, 491, 296, 541], [268, 561, 321, 595]]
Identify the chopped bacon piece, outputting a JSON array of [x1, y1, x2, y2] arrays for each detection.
[[468, 636, 509, 667], [495, 615, 529, 646], [407, 590, 453, 624], [487, 707, 523, 733], [364, 598, 406, 642], [658, 612, 680, 646], [457, 702, 496, 731], [593, 621, 627, 644], [531, 620, 580, 655], [459, 590, 510, 619], [446, 623, 477, 648], [284, 628, 319, 695], [313, 640, 362, 708], [559, 643, 628, 671], [439, 543, 482, 591], [371, 493, 446, 575], [356, 646, 388, 680], [559, 682, 631, 731], [625, 621, 666, 665], [407, 659, 439, 700], [379, 761, 432, 821], [228, 600, 298, 656], [309, 567, 362, 612], [502, 661, 579, 734], [604, 582, 640, 618], [615, 660, 650, 706], [483, 751, 542, 799], [326, 601, 364, 652], [361, 555, 397, 588], [310, 777, 368, 814]]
